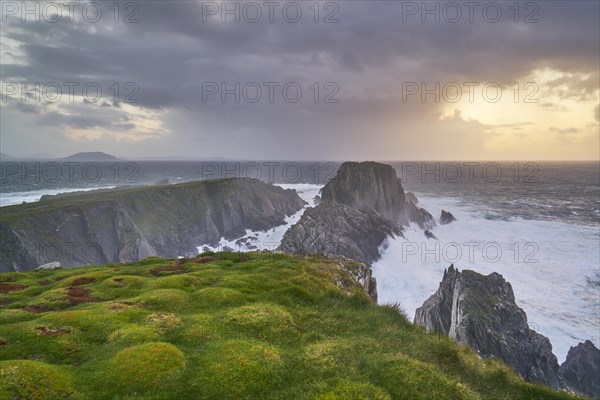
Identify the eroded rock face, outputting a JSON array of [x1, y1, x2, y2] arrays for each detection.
[[440, 210, 457, 225], [1, 179, 306, 272], [337, 257, 378, 302], [560, 340, 600, 399], [414, 265, 562, 388], [320, 161, 435, 229], [278, 201, 402, 266]]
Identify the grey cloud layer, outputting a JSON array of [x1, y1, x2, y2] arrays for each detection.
[[1, 0, 599, 159]]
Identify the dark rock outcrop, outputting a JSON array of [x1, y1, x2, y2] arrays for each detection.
[[414, 265, 562, 388], [560, 340, 600, 399], [320, 161, 435, 229], [440, 210, 457, 225], [278, 201, 402, 266], [404, 200, 436, 230], [424, 230, 438, 240], [320, 162, 405, 220], [0, 179, 306, 272], [405, 192, 419, 205]]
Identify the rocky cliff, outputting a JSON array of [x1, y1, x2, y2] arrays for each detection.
[[560, 340, 600, 399], [414, 265, 563, 388], [279, 161, 436, 276], [0, 179, 306, 272], [279, 201, 402, 266], [320, 161, 435, 229]]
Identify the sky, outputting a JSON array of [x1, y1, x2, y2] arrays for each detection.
[[1, 0, 599, 161]]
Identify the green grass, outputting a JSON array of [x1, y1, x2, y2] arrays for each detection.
[[0, 252, 585, 399]]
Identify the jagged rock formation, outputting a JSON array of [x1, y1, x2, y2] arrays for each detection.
[[0, 179, 306, 272], [424, 230, 438, 240], [560, 340, 600, 399], [405, 192, 419, 205], [414, 265, 563, 388], [320, 161, 435, 229], [440, 210, 457, 225], [279, 201, 402, 266]]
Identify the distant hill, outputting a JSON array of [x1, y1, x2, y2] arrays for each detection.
[[0, 152, 16, 161], [61, 152, 119, 162]]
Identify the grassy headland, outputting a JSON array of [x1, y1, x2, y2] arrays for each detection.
[[0, 252, 584, 399]]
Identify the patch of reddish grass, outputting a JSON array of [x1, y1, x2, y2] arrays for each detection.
[[149, 264, 184, 276], [0, 283, 27, 294], [66, 287, 102, 305], [70, 277, 97, 286], [21, 305, 50, 314]]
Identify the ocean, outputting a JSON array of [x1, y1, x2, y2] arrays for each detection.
[[1, 160, 598, 361]]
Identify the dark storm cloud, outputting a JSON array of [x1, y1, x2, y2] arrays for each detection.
[[1, 0, 598, 159]]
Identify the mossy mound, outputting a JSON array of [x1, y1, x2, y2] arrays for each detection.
[[314, 380, 392, 400], [107, 324, 160, 343], [195, 339, 283, 398], [224, 302, 296, 339], [146, 312, 182, 333], [0, 360, 75, 399], [146, 274, 204, 291], [134, 288, 189, 311], [106, 342, 186, 393], [190, 286, 250, 307], [304, 338, 377, 373], [101, 275, 146, 287], [25, 288, 71, 310]]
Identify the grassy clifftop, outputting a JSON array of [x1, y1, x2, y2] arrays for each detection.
[[0, 179, 306, 271], [0, 253, 583, 399]]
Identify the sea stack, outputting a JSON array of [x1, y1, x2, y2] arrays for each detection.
[[415, 265, 563, 388]]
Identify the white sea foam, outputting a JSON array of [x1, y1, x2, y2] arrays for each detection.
[[372, 195, 600, 362], [197, 185, 599, 362], [197, 183, 322, 253], [0, 186, 117, 207]]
